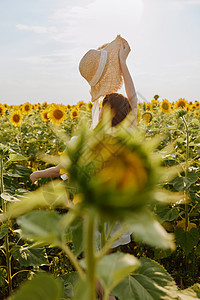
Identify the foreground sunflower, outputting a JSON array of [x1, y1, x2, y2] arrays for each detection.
[[10, 111, 23, 127], [160, 99, 171, 113], [48, 105, 66, 125], [22, 102, 32, 115], [62, 121, 178, 219]]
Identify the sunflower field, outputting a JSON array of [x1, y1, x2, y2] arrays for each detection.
[[0, 96, 200, 299]]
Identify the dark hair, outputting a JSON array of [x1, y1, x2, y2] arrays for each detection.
[[102, 93, 132, 127]]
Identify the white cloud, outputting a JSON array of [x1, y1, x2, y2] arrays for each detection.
[[16, 24, 57, 34], [171, 0, 200, 9], [17, 52, 71, 65]]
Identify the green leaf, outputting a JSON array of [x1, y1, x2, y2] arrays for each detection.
[[171, 173, 198, 191], [175, 227, 199, 255], [72, 279, 90, 300], [127, 209, 175, 250], [72, 220, 83, 256], [155, 205, 179, 222], [6, 180, 69, 219], [97, 252, 140, 292], [60, 272, 79, 299], [0, 268, 7, 287], [0, 223, 9, 239], [11, 245, 49, 267], [9, 153, 27, 161], [10, 272, 64, 300], [112, 257, 178, 300], [17, 210, 66, 247]]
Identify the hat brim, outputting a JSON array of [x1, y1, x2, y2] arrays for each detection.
[[90, 35, 123, 102]]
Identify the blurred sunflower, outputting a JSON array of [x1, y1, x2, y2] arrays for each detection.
[[77, 100, 86, 110], [22, 102, 32, 115], [195, 111, 199, 118], [87, 102, 93, 112], [48, 105, 66, 125], [160, 99, 171, 113], [142, 111, 153, 124], [137, 108, 141, 123], [191, 104, 196, 111], [0, 104, 6, 116], [175, 98, 187, 109], [42, 101, 48, 108], [41, 110, 50, 122], [70, 108, 79, 120], [151, 99, 158, 110], [186, 105, 191, 113], [10, 111, 23, 127], [66, 104, 71, 110], [195, 102, 200, 109], [145, 103, 152, 111]]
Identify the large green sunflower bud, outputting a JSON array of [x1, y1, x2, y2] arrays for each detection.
[[62, 120, 167, 219]]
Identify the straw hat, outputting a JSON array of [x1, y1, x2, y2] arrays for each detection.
[[79, 35, 123, 102]]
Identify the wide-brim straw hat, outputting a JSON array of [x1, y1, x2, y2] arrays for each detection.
[[79, 35, 123, 102]]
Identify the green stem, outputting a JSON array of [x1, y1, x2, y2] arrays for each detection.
[[85, 210, 97, 300], [181, 116, 189, 232], [61, 244, 85, 279], [97, 225, 127, 260], [11, 269, 31, 280], [0, 156, 12, 295], [103, 290, 110, 300]]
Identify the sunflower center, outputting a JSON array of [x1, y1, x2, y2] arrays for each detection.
[[13, 114, 20, 122], [53, 109, 64, 120], [72, 111, 78, 117], [162, 103, 169, 110], [44, 112, 49, 119], [178, 101, 186, 108], [0, 108, 2, 114], [25, 105, 30, 111]]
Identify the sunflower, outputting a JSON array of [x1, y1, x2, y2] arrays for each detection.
[[0, 104, 6, 116], [145, 104, 152, 111], [66, 104, 71, 110], [77, 100, 86, 110], [48, 105, 66, 125], [70, 108, 79, 120], [191, 104, 196, 111], [41, 110, 50, 122], [87, 102, 93, 112], [195, 102, 200, 109], [137, 108, 141, 123], [142, 111, 153, 124], [186, 105, 191, 113], [151, 99, 158, 110], [22, 102, 32, 114], [175, 98, 187, 109], [160, 99, 171, 113], [10, 111, 23, 127], [195, 111, 199, 118]]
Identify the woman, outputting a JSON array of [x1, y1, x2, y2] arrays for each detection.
[[30, 37, 137, 184]]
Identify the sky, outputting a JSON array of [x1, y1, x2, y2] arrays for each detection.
[[0, 0, 200, 105]]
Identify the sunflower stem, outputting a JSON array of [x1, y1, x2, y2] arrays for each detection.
[[0, 156, 12, 295]]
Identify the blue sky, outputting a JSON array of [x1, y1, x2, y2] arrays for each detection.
[[0, 0, 200, 105]]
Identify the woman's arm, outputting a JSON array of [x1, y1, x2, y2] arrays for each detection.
[[30, 165, 61, 184], [119, 39, 137, 126]]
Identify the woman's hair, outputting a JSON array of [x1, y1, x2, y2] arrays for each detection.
[[102, 93, 132, 127]]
